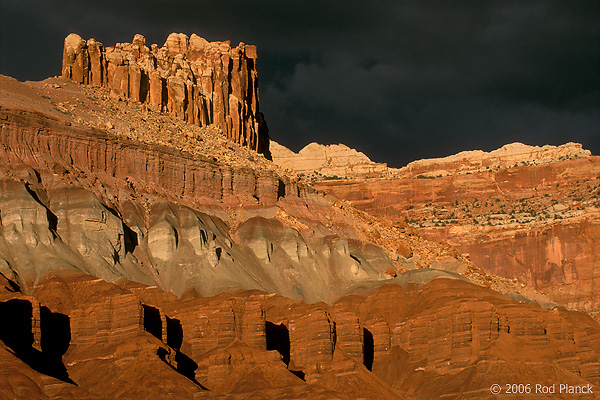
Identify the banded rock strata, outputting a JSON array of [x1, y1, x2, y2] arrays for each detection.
[[2, 73, 521, 305], [315, 144, 600, 318], [0, 75, 404, 303], [2, 32, 597, 399], [1, 272, 598, 399]]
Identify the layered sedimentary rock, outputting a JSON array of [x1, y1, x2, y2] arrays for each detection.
[[62, 33, 269, 157], [287, 308, 336, 382], [331, 311, 363, 363], [0, 296, 42, 352], [0, 69, 573, 316], [0, 107, 283, 206], [272, 141, 590, 181], [3, 33, 599, 398], [315, 145, 600, 317], [2, 271, 598, 399], [2, 74, 452, 304], [5, 74, 514, 304], [360, 279, 600, 399], [69, 294, 143, 347]]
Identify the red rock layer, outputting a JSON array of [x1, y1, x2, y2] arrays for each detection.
[[316, 157, 600, 317], [0, 107, 295, 207], [1, 273, 598, 399], [62, 33, 270, 157]]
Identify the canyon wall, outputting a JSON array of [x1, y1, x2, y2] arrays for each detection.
[[2, 272, 599, 399], [316, 149, 600, 317], [2, 27, 600, 400], [0, 75, 567, 308], [62, 33, 270, 157], [0, 107, 287, 207], [0, 34, 599, 399]]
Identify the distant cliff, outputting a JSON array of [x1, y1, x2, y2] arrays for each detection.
[[270, 141, 388, 179], [62, 33, 270, 158], [395, 142, 592, 178]]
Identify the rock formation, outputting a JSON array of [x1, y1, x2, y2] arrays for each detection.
[[395, 142, 592, 178], [62, 33, 270, 158], [1, 271, 598, 399], [0, 34, 598, 399], [271, 141, 388, 179], [315, 144, 600, 319], [0, 74, 443, 303], [5, 74, 530, 305]]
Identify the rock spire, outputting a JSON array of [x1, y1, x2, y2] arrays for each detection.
[[62, 32, 270, 158]]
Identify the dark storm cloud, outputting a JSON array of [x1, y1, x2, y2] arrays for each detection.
[[1, 1, 598, 166]]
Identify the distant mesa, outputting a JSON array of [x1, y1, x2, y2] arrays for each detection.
[[275, 141, 593, 181], [396, 142, 592, 178], [62, 32, 271, 158]]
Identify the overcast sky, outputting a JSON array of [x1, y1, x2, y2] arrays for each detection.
[[1, 1, 598, 166]]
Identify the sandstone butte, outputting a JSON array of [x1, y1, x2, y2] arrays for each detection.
[[62, 32, 270, 158], [0, 33, 597, 399]]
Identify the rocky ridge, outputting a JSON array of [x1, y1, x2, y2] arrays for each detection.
[[271, 141, 388, 180], [396, 142, 592, 178], [1, 73, 525, 304], [272, 141, 591, 181]]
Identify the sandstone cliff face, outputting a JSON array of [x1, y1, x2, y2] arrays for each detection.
[[315, 147, 600, 318], [3, 33, 598, 398], [395, 142, 591, 178], [62, 33, 270, 157], [1, 272, 598, 399], [0, 73, 566, 311]]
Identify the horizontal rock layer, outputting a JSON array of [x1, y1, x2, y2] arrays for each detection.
[[2, 273, 599, 399], [0, 103, 403, 303], [3, 74, 505, 306], [0, 107, 283, 205]]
